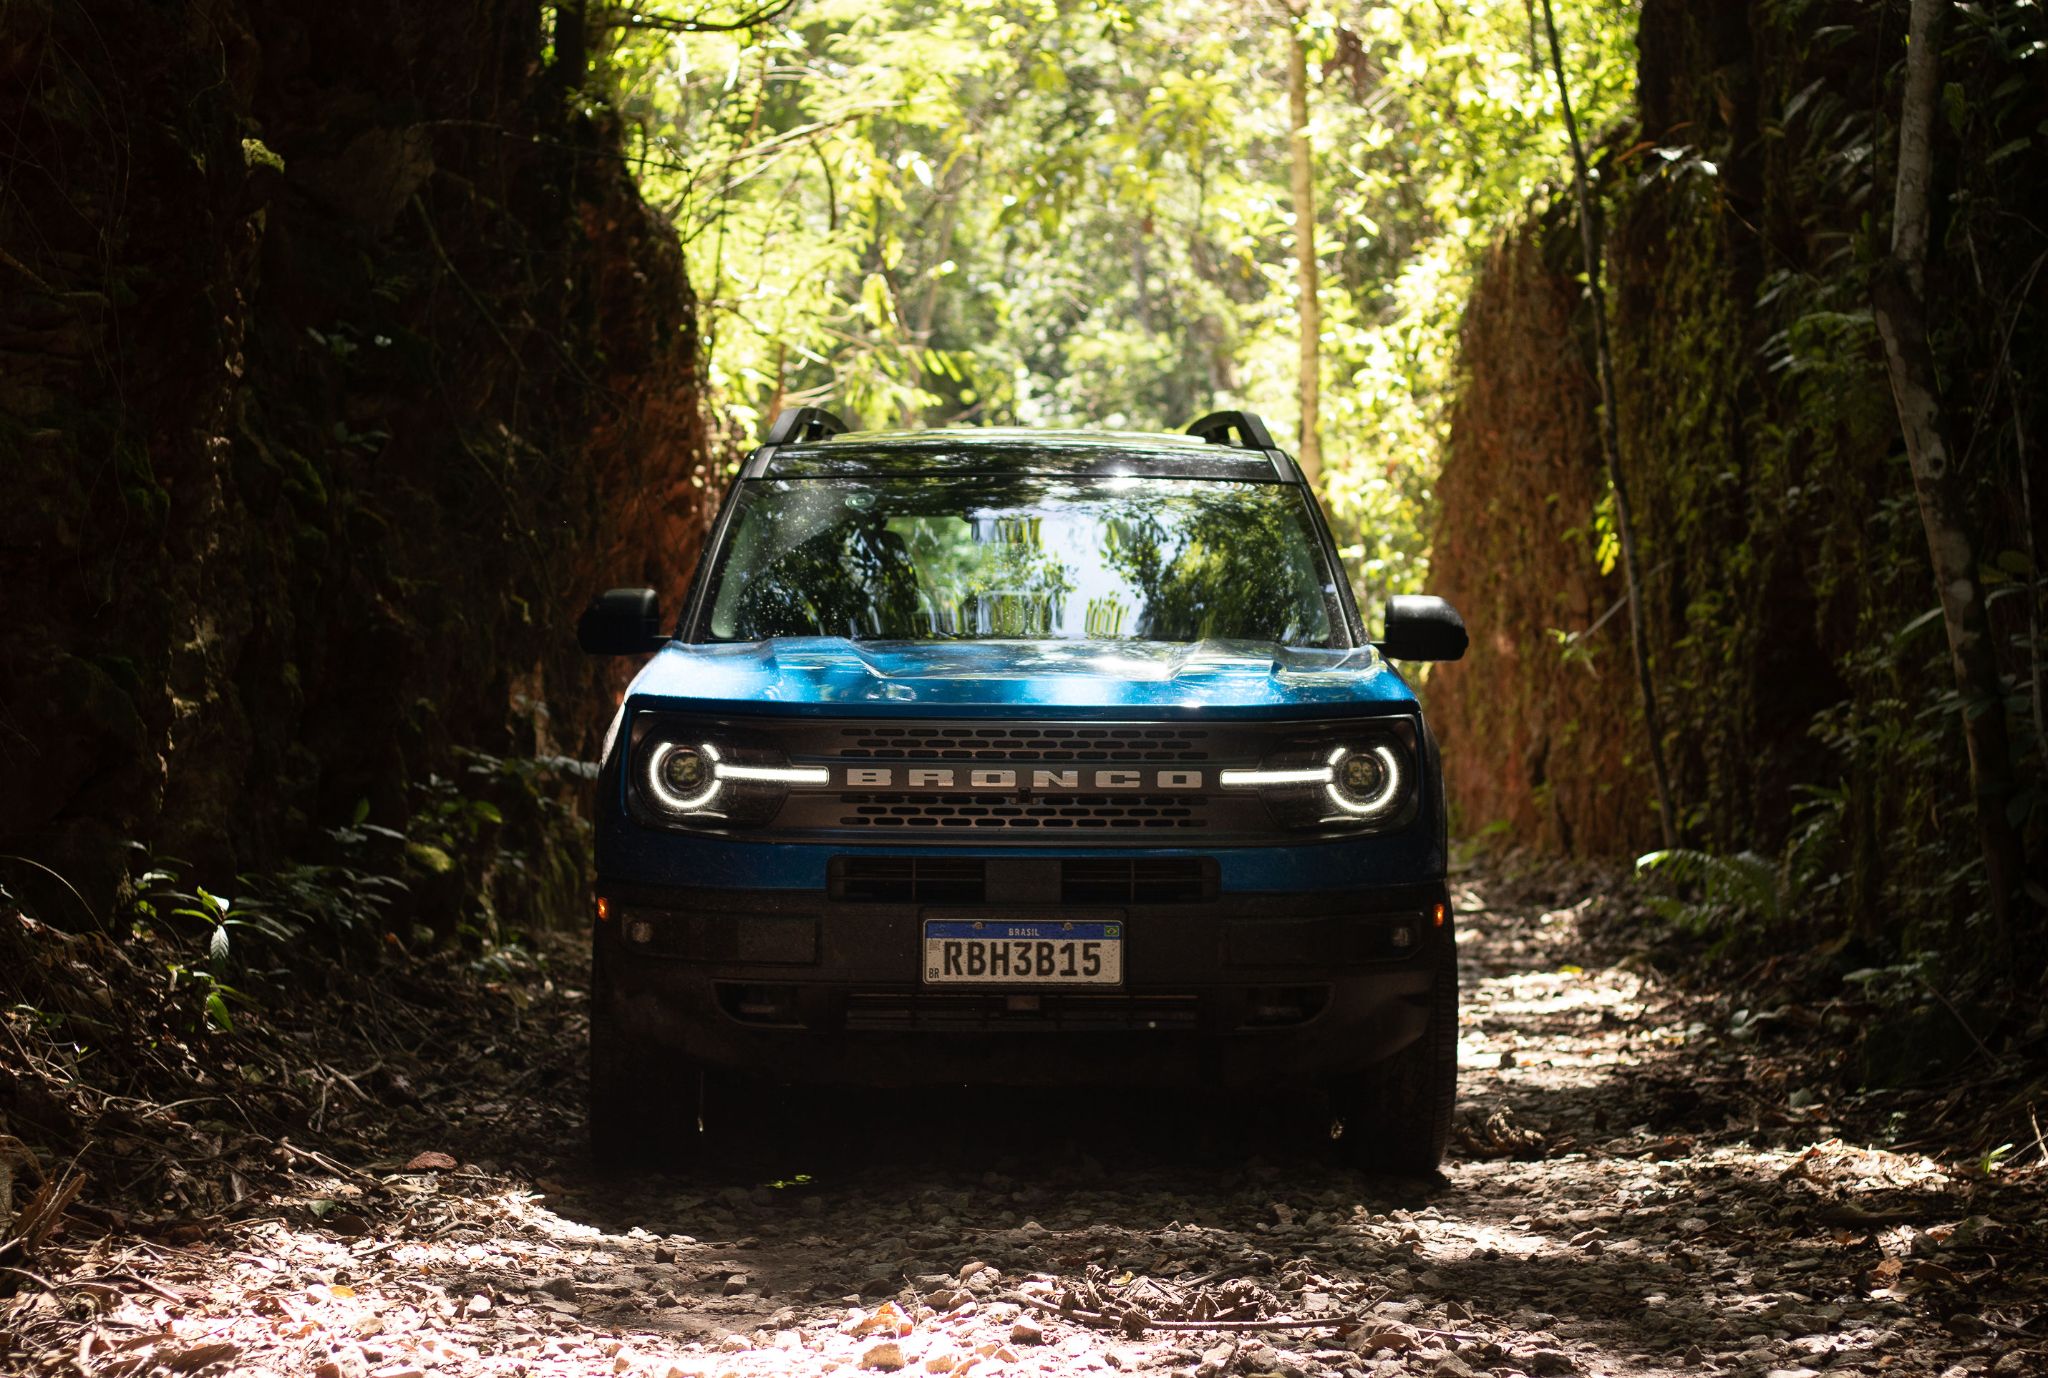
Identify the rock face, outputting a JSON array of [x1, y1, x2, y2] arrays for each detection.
[[0, 0, 712, 914], [1428, 0, 2047, 895]]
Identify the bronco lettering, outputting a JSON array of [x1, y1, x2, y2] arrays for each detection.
[[834, 765, 1207, 791]]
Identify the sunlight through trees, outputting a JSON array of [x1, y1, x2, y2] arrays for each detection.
[[601, 0, 1636, 606]]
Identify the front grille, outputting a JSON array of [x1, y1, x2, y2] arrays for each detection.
[[827, 856, 1214, 903], [838, 793, 1205, 831], [836, 725, 1208, 762], [1062, 857, 1215, 904], [658, 715, 1389, 845], [843, 990, 1201, 1032], [829, 857, 985, 903]]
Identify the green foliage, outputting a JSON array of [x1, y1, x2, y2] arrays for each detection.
[[239, 136, 285, 174], [604, 0, 1635, 605], [131, 854, 404, 1033], [1634, 777, 1851, 943], [1635, 848, 1785, 932], [118, 747, 589, 1026], [1533, 0, 2048, 983]]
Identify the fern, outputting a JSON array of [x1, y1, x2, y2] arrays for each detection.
[[1635, 848, 1786, 932]]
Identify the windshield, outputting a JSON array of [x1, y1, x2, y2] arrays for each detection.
[[699, 475, 1349, 647]]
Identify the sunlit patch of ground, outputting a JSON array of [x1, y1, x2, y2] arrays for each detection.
[[6, 873, 2043, 1378]]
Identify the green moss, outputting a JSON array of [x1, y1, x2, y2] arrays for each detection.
[[241, 137, 286, 174]]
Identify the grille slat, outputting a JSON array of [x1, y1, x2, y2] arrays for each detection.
[[828, 857, 985, 903], [839, 793, 1204, 831], [839, 725, 1208, 762], [827, 857, 1213, 904], [1062, 857, 1215, 904]]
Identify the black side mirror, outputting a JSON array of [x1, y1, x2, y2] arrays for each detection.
[[578, 588, 667, 655], [1379, 594, 1468, 662]]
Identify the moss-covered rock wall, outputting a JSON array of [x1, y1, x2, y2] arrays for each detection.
[[1432, 0, 2046, 941], [1428, 209, 1646, 855], [0, 0, 712, 916]]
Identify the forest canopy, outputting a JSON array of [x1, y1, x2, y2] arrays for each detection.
[[603, 0, 1636, 607]]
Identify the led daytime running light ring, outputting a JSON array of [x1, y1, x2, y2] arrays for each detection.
[[646, 740, 722, 813], [1325, 743, 1403, 816]]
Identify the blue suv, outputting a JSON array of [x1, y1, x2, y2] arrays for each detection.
[[577, 410, 1468, 1170]]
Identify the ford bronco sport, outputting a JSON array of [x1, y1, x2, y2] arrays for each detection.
[[577, 409, 1469, 1171]]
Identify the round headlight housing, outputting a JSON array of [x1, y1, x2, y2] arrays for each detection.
[[646, 740, 720, 813], [1325, 742, 1404, 818]]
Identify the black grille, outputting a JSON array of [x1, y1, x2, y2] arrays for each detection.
[[667, 715, 1371, 845], [828, 857, 985, 903], [1062, 857, 1215, 904], [827, 856, 1213, 903], [837, 793, 1204, 831], [836, 724, 1208, 762], [843, 990, 1201, 1032]]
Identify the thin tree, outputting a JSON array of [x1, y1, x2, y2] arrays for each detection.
[[1284, 2, 1323, 488], [1536, 0, 1678, 849], [1870, 0, 2026, 954]]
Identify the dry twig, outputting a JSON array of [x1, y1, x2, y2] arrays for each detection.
[[1005, 1290, 1362, 1335]]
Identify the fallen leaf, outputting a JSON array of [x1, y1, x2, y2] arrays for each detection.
[[406, 1151, 458, 1173], [162, 1341, 239, 1373]]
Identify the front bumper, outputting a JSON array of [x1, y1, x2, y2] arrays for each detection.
[[595, 876, 1451, 1089]]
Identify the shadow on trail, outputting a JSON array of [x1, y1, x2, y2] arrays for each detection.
[[557, 1082, 1446, 1238]]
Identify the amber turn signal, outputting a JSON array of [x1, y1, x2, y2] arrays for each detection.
[[1432, 901, 1446, 927], [595, 895, 611, 922]]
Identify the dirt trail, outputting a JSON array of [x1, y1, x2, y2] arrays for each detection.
[[6, 874, 2043, 1378]]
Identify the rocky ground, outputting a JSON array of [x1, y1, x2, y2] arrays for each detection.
[[3, 870, 2045, 1378]]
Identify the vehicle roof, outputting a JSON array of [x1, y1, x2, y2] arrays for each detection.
[[747, 426, 1301, 482]]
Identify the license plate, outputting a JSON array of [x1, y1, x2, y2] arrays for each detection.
[[922, 920, 1123, 986]]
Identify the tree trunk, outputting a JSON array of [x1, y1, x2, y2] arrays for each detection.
[[551, 0, 588, 99], [1284, 8, 1322, 488], [1871, 0, 2026, 955], [1537, 0, 1678, 850]]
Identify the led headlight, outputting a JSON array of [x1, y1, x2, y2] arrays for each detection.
[[630, 722, 826, 830], [646, 741, 719, 812], [1325, 743, 1403, 818], [1220, 722, 1418, 832]]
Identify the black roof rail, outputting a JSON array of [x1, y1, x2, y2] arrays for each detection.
[[764, 406, 851, 446], [1186, 410, 1277, 451]]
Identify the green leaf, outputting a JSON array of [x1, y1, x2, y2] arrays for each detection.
[[209, 924, 232, 967], [352, 797, 371, 826], [1941, 81, 1967, 135], [204, 991, 234, 1033], [1892, 605, 1945, 647], [1986, 137, 2033, 167]]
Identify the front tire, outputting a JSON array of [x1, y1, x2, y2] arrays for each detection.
[[1328, 929, 1458, 1173], [589, 947, 702, 1170]]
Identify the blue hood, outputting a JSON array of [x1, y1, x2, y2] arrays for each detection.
[[623, 638, 1415, 717]]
